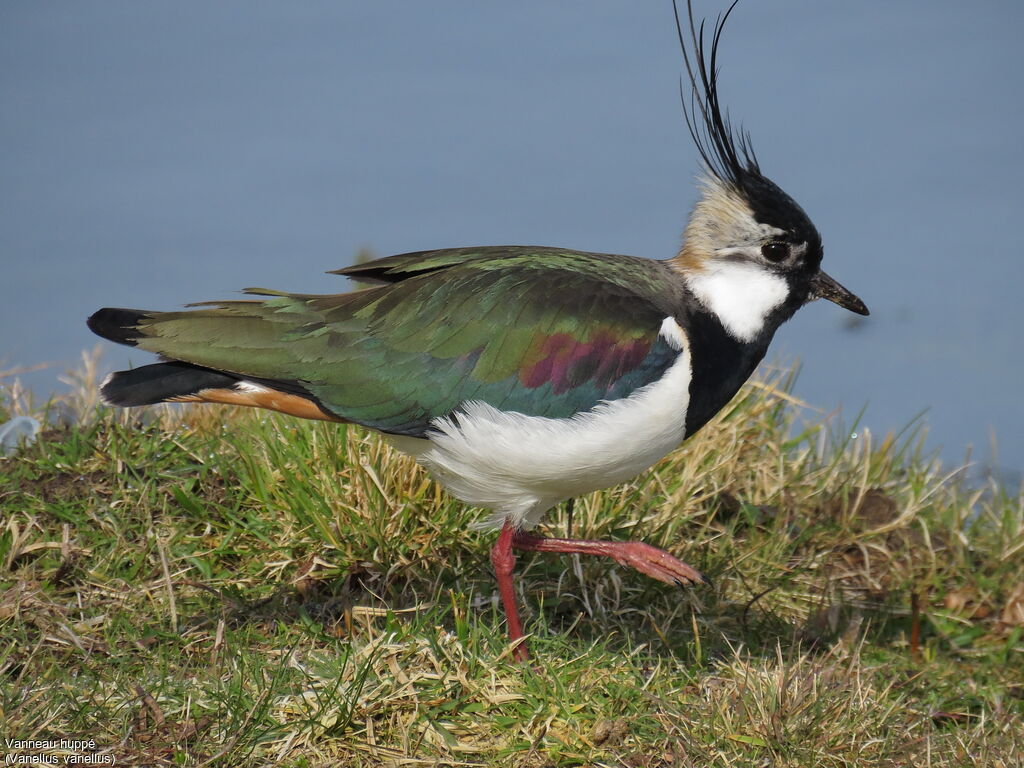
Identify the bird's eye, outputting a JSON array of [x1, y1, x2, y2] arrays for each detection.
[[760, 241, 789, 262]]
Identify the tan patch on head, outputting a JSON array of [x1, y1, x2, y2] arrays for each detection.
[[171, 387, 344, 423], [670, 175, 776, 273]]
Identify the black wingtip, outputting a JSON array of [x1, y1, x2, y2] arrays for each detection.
[[87, 307, 150, 347]]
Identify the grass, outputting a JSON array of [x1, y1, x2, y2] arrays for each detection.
[[1, 359, 1022, 766]]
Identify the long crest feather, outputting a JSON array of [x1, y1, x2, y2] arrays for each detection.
[[673, 0, 760, 188]]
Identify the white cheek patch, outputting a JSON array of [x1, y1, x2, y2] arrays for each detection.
[[686, 262, 790, 342]]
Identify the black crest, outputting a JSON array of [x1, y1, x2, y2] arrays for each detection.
[[673, 1, 822, 244], [674, 0, 761, 189]]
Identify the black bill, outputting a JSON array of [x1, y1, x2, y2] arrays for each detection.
[[810, 270, 869, 316]]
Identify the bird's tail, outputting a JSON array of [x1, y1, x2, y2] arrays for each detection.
[[87, 307, 342, 422], [97, 360, 238, 407]]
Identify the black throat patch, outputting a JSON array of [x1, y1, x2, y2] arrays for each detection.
[[680, 305, 769, 438]]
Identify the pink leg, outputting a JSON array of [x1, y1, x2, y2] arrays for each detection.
[[490, 520, 529, 661], [490, 520, 709, 661], [511, 531, 709, 587]]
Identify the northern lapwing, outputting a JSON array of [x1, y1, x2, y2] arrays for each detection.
[[87, 1, 868, 660]]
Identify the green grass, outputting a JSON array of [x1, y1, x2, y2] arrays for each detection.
[[1, 363, 1022, 766]]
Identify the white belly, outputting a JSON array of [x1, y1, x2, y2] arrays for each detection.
[[389, 345, 692, 530]]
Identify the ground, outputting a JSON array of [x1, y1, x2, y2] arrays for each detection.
[[1, 365, 1021, 766]]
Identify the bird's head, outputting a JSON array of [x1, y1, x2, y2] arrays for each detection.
[[670, 0, 868, 343]]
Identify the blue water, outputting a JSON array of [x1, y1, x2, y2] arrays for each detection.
[[2, 2, 1022, 482]]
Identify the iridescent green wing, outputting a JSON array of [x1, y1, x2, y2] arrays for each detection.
[[128, 247, 683, 436]]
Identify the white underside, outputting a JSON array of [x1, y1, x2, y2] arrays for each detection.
[[389, 326, 692, 531]]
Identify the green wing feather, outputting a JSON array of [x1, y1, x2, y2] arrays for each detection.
[[126, 247, 684, 436]]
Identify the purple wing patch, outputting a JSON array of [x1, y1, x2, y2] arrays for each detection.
[[520, 331, 652, 395]]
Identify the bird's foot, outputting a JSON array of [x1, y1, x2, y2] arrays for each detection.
[[490, 524, 708, 664], [594, 539, 709, 587], [511, 532, 708, 587]]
